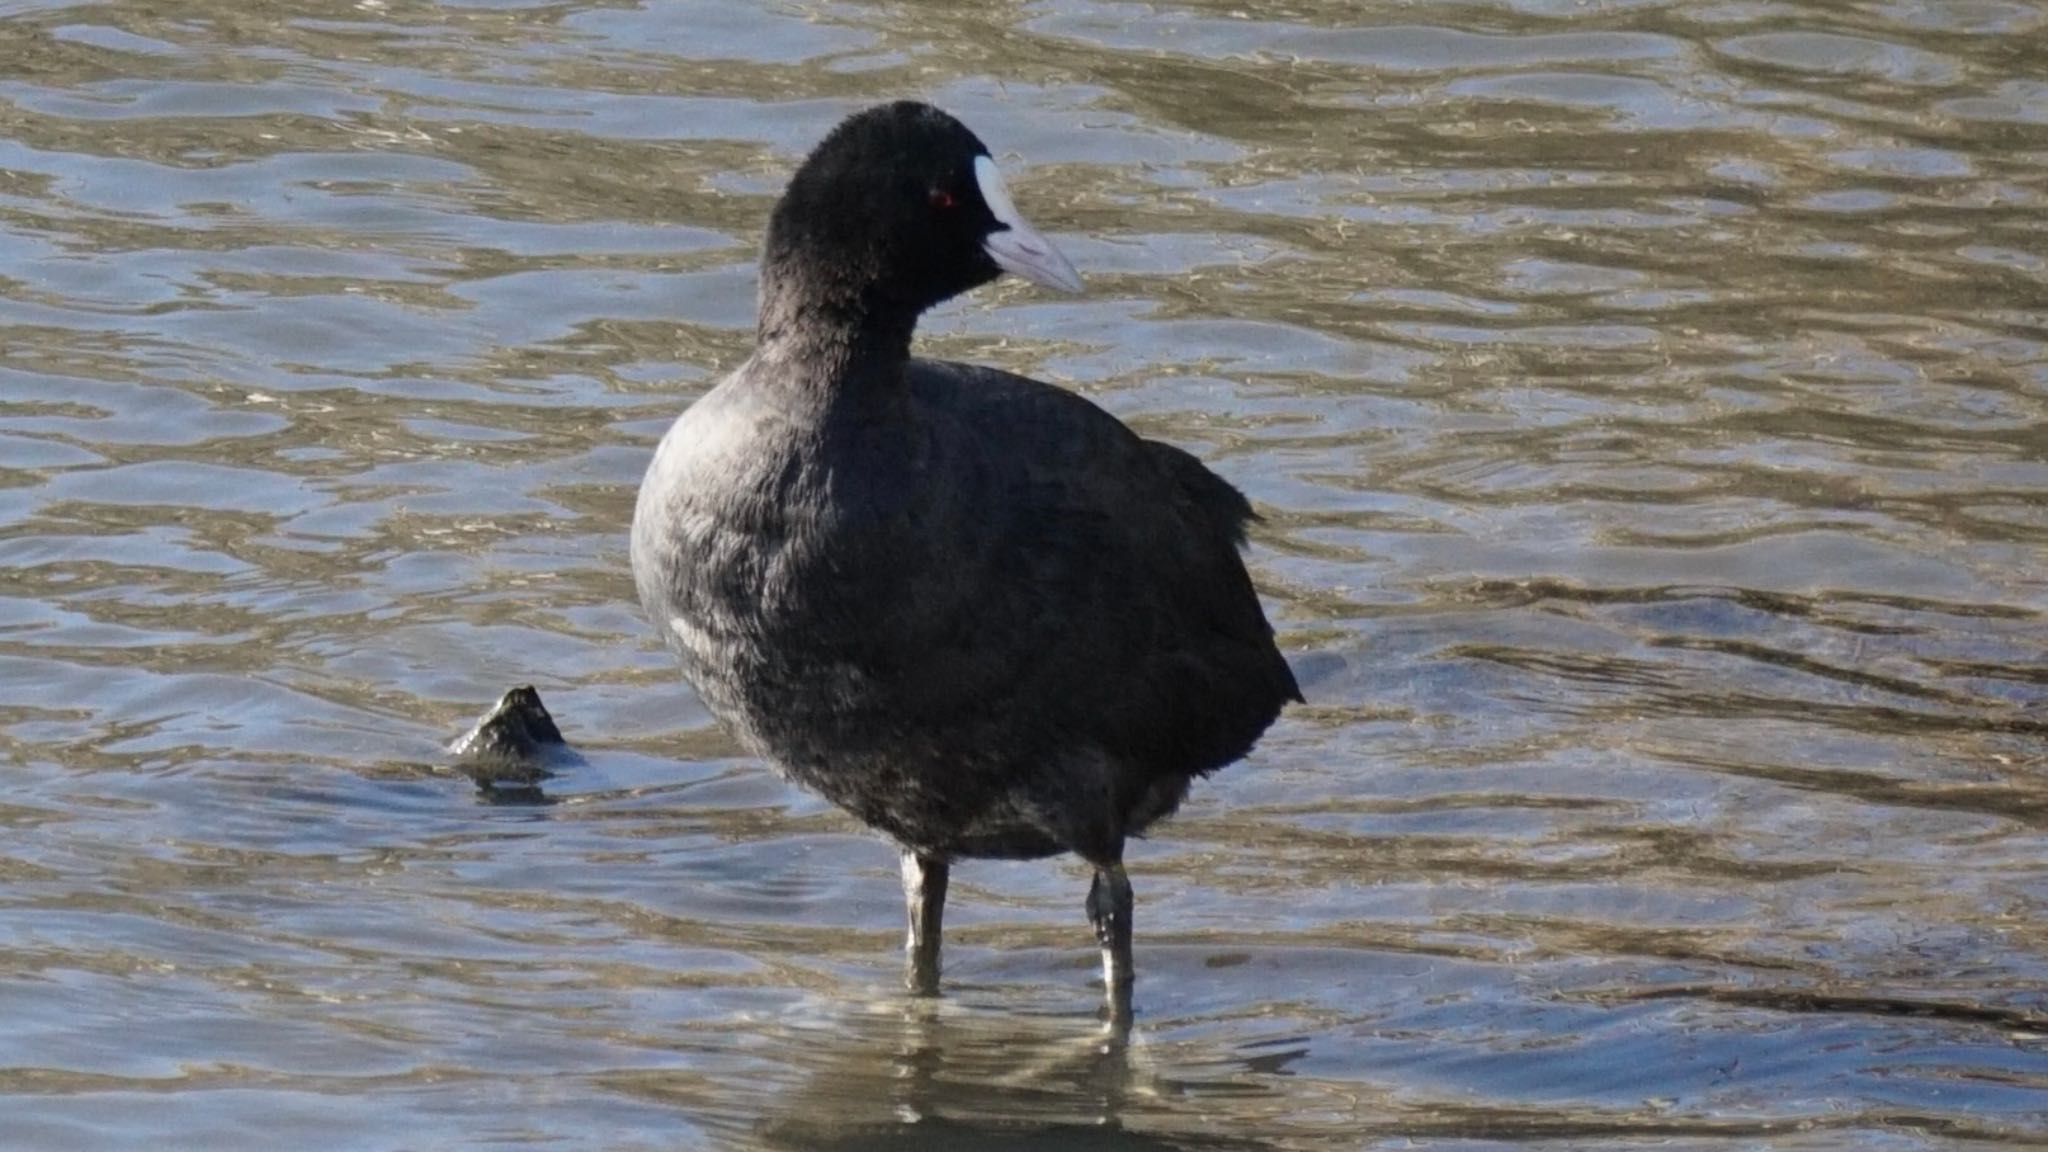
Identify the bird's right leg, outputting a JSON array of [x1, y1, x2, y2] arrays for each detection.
[[1085, 860, 1134, 1028], [901, 851, 949, 996]]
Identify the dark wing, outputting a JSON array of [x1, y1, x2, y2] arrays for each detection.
[[906, 360, 1299, 788]]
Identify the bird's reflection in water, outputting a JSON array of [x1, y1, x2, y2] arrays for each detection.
[[755, 1001, 1276, 1152]]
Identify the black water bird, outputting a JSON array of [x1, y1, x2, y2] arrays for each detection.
[[630, 101, 1299, 1018]]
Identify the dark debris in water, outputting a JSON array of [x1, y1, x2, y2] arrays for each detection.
[[1619, 984, 2048, 1039], [446, 685, 581, 800]]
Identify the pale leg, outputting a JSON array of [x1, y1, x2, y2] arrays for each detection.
[[1085, 861, 1134, 1026], [901, 851, 949, 996]]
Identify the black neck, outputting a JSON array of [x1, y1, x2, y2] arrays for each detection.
[[756, 264, 918, 372], [750, 255, 921, 423]]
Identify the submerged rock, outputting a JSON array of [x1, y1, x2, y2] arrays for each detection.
[[448, 685, 581, 793]]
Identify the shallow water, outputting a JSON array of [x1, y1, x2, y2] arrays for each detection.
[[2, 0, 2045, 1147]]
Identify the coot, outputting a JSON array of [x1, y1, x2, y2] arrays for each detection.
[[630, 102, 1299, 1017]]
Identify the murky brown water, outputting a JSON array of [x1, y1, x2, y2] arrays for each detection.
[[3, 0, 2046, 1147]]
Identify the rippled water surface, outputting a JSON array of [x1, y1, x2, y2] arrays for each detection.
[[3, 0, 2046, 1147]]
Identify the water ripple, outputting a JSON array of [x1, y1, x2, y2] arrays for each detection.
[[0, 0, 2044, 1149]]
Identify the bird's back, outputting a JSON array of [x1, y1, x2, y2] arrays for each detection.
[[918, 362, 1298, 790]]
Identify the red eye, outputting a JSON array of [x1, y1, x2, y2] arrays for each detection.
[[929, 188, 956, 210]]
